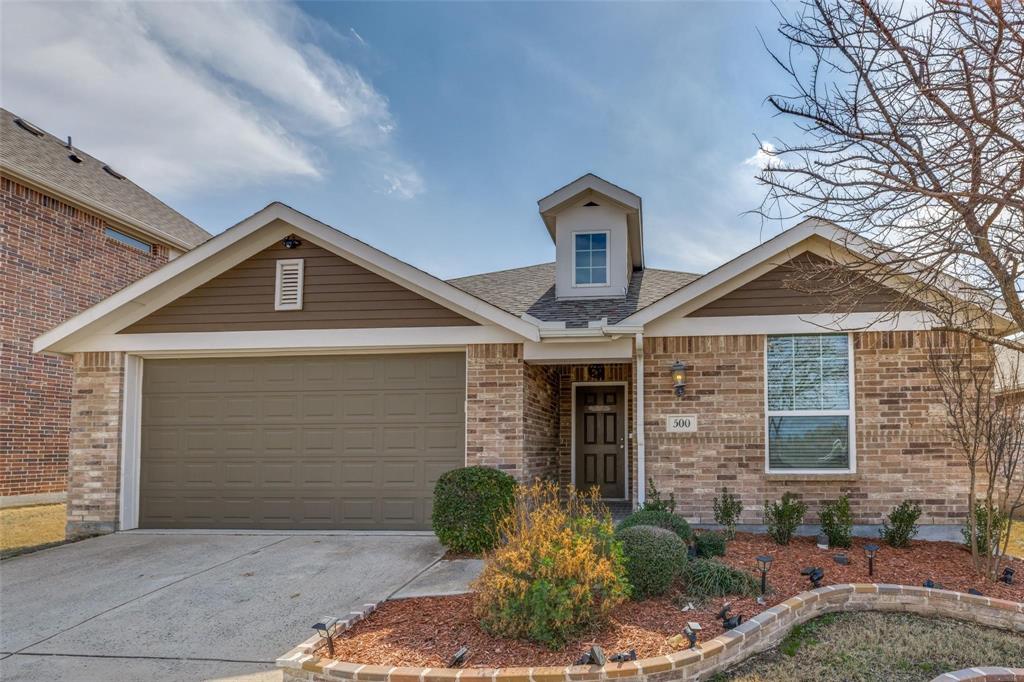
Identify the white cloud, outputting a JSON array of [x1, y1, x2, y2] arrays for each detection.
[[0, 1, 421, 198], [742, 141, 777, 169]]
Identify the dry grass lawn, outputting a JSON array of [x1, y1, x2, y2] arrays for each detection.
[[0, 503, 65, 554], [714, 612, 1024, 681]]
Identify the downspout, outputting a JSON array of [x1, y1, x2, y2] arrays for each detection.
[[635, 332, 645, 508]]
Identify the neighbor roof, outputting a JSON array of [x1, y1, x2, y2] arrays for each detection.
[[0, 109, 209, 249], [449, 263, 700, 327]]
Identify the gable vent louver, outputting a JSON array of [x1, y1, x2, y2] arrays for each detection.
[[274, 258, 304, 311]]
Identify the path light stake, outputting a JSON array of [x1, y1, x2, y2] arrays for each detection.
[[864, 544, 879, 578], [683, 622, 701, 649], [968, 588, 983, 596], [722, 614, 743, 630], [312, 617, 340, 657], [449, 646, 469, 668], [755, 555, 773, 596], [716, 602, 732, 621], [609, 650, 637, 663], [999, 567, 1014, 585], [575, 645, 606, 666]]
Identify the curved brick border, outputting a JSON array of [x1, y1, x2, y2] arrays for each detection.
[[278, 584, 1024, 682], [931, 669, 1024, 682]]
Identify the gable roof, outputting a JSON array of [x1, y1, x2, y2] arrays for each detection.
[[449, 263, 699, 328], [34, 202, 540, 353], [0, 108, 209, 249]]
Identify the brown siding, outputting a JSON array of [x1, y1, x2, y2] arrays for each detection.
[[122, 238, 478, 332], [691, 252, 910, 317]]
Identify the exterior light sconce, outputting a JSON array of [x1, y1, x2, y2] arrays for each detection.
[[671, 361, 687, 397], [282, 235, 303, 249], [755, 554, 774, 596], [312, 617, 341, 656], [864, 543, 879, 578]]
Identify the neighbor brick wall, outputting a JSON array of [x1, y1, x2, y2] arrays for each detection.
[[522, 362, 560, 482], [465, 344, 525, 478], [644, 331, 971, 525], [65, 351, 124, 538], [1, 176, 167, 497]]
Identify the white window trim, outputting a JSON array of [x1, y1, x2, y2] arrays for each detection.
[[274, 258, 304, 311], [763, 332, 857, 474], [571, 230, 610, 287]]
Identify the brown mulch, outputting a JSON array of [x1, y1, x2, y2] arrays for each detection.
[[320, 533, 1024, 668]]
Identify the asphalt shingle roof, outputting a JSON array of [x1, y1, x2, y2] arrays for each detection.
[[449, 263, 701, 327], [0, 109, 209, 248]]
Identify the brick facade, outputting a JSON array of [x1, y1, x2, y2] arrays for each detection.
[[66, 352, 124, 538], [465, 344, 526, 477], [523, 362, 560, 482], [643, 331, 970, 525], [1, 176, 167, 498]]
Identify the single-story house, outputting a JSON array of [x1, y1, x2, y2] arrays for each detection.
[[35, 174, 1013, 537]]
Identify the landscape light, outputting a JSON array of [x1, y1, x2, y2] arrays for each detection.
[[683, 622, 702, 649], [609, 650, 637, 663], [449, 646, 469, 668], [312, 617, 340, 657], [755, 555, 773, 596], [864, 544, 879, 577], [575, 645, 606, 666], [833, 554, 849, 566], [801, 567, 825, 588], [968, 588, 983, 596], [999, 567, 1014, 585], [723, 614, 744, 630]]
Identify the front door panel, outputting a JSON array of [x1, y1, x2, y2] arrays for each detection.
[[575, 386, 626, 498]]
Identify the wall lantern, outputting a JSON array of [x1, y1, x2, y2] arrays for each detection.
[[312, 617, 341, 656], [864, 543, 880, 578], [671, 361, 687, 397], [282, 235, 303, 249]]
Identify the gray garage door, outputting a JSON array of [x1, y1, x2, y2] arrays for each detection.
[[139, 353, 465, 530]]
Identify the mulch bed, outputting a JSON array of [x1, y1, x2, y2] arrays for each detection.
[[319, 533, 1024, 668]]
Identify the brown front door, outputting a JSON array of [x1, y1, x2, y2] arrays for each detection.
[[575, 385, 626, 498]]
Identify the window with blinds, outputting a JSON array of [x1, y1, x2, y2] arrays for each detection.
[[766, 334, 854, 472], [274, 258, 304, 311]]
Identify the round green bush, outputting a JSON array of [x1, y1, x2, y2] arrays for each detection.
[[615, 524, 688, 600], [431, 466, 516, 553], [693, 530, 727, 558], [617, 508, 693, 542]]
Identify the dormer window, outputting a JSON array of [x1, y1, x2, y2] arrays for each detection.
[[574, 232, 608, 286]]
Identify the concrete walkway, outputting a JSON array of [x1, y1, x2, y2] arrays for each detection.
[[390, 559, 483, 599], [0, 531, 445, 681]]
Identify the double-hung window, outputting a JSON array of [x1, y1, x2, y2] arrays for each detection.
[[574, 232, 608, 286], [765, 334, 854, 472]]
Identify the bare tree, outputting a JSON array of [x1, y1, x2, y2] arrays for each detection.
[[758, 0, 1023, 351], [928, 336, 1024, 580]]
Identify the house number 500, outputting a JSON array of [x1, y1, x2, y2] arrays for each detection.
[[666, 415, 697, 433]]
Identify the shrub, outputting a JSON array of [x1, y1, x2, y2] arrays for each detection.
[[764, 493, 807, 545], [473, 481, 629, 648], [617, 508, 693, 542], [712, 488, 743, 539], [819, 496, 853, 549], [432, 466, 517, 553], [693, 530, 727, 558], [880, 500, 921, 548], [643, 478, 677, 513], [961, 502, 1009, 556], [683, 558, 760, 599], [616, 524, 688, 600]]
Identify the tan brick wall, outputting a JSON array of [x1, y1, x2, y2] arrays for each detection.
[[66, 351, 124, 538], [523, 362, 560, 482], [644, 331, 971, 525], [466, 344, 525, 478], [1, 176, 168, 497]]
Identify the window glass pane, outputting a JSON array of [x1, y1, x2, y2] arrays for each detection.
[[591, 249, 607, 267], [575, 233, 591, 250], [575, 267, 591, 284], [591, 267, 607, 284], [767, 334, 848, 411], [820, 335, 850, 409], [104, 227, 152, 253], [766, 336, 794, 410], [768, 416, 850, 469], [576, 251, 591, 268], [591, 233, 607, 249], [793, 336, 822, 409]]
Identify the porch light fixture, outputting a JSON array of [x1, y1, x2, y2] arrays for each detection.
[[671, 361, 687, 397], [683, 622, 701, 649], [282, 235, 302, 249], [312, 617, 340, 656], [755, 555, 773, 596], [864, 543, 879, 577]]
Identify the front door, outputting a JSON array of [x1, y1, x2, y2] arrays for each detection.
[[575, 385, 626, 498]]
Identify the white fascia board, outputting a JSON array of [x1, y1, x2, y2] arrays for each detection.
[[35, 202, 540, 353], [537, 174, 641, 214], [70, 326, 521, 355], [644, 312, 937, 337], [538, 327, 607, 339], [524, 337, 633, 362]]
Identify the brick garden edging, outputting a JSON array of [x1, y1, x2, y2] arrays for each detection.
[[930, 668, 1024, 682], [277, 584, 1024, 682]]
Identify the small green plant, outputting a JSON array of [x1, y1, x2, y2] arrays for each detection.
[[962, 502, 1008, 556], [692, 529, 727, 558], [880, 500, 922, 548], [683, 558, 759, 599], [712, 487, 743, 539], [431, 466, 516, 553], [779, 613, 841, 656], [616, 524, 688, 600], [643, 478, 676, 513], [819, 496, 853, 548], [764, 493, 807, 545], [617, 507, 693, 542]]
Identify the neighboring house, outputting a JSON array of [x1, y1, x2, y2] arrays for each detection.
[[996, 344, 1024, 407], [1, 109, 209, 505], [35, 174, 1013, 537]]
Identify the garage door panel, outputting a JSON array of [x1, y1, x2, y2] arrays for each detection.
[[140, 353, 465, 530]]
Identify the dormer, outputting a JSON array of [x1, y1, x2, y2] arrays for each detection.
[[538, 174, 644, 300]]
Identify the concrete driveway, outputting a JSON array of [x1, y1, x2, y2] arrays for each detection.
[[0, 530, 445, 681]]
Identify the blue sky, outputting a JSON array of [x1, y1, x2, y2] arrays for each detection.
[[2, 1, 800, 278]]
